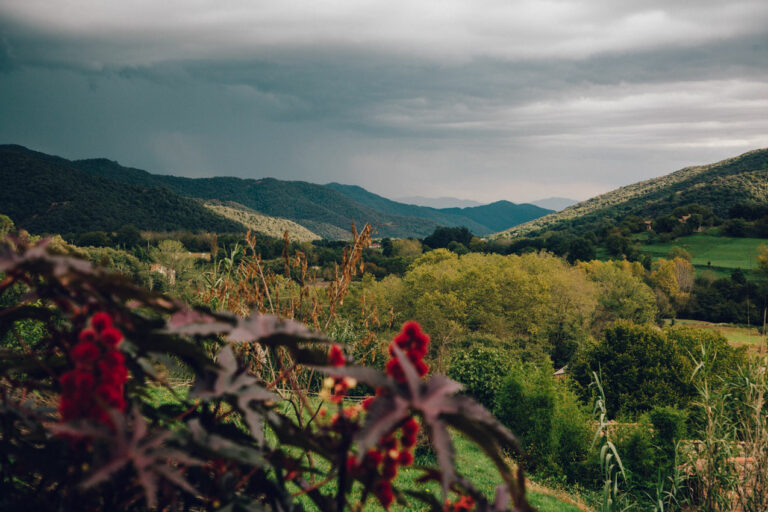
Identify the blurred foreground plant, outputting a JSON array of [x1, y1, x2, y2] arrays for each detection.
[[0, 235, 534, 511]]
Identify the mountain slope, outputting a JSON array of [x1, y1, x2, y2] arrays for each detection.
[[0, 145, 245, 235], [394, 195, 482, 208], [439, 201, 554, 233], [326, 183, 552, 235], [496, 148, 768, 238], [530, 197, 578, 211], [74, 159, 442, 239], [203, 202, 320, 242], [324, 183, 489, 233]]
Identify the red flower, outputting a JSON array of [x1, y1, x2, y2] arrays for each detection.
[[71, 341, 100, 365], [415, 359, 429, 377], [374, 480, 394, 509], [401, 432, 417, 448], [365, 449, 383, 468], [380, 435, 397, 451], [78, 328, 97, 344], [72, 368, 95, 390], [328, 344, 345, 367], [100, 327, 123, 348], [101, 349, 125, 368], [402, 417, 420, 436], [98, 360, 129, 386], [385, 359, 405, 383], [58, 317, 128, 428], [398, 450, 414, 466], [382, 459, 398, 479], [362, 396, 375, 411], [90, 312, 113, 332]]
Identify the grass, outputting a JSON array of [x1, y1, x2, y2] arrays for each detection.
[[145, 383, 589, 511], [283, 427, 589, 512], [635, 231, 767, 277], [669, 318, 767, 349]]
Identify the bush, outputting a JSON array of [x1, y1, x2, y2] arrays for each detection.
[[448, 344, 512, 409], [649, 405, 687, 459], [494, 363, 593, 481], [570, 321, 690, 417]]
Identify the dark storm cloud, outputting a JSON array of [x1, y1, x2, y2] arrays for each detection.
[[0, 1, 767, 202]]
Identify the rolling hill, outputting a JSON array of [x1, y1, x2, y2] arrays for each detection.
[[0, 145, 246, 235], [73, 159, 444, 239], [325, 183, 552, 235], [1, 144, 554, 239], [203, 201, 320, 242], [496, 148, 768, 238]]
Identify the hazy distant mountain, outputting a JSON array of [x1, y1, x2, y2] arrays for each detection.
[[497, 148, 768, 238], [530, 197, 578, 211], [0, 145, 245, 235], [326, 183, 552, 235], [393, 195, 483, 209]]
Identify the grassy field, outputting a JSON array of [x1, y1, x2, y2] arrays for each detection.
[[635, 231, 767, 277], [670, 318, 767, 349]]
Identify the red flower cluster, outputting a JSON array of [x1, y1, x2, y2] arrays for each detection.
[[321, 344, 356, 403], [347, 413, 420, 509], [353, 322, 429, 508], [59, 312, 128, 426], [385, 321, 429, 383], [445, 495, 476, 512]]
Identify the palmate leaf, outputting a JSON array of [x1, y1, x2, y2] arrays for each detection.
[[193, 345, 280, 443], [50, 408, 202, 509], [187, 418, 265, 467], [317, 347, 533, 511], [167, 309, 330, 365]]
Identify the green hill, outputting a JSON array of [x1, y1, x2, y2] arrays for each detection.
[[497, 148, 768, 238], [440, 200, 554, 233], [0, 145, 245, 235], [325, 183, 552, 235], [203, 201, 320, 242], [73, 159, 442, 239]]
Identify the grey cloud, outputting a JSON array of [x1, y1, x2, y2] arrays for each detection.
[[0, 1, 767, 202]]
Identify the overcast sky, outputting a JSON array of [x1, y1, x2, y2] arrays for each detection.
[[1, 1, 767, 203]]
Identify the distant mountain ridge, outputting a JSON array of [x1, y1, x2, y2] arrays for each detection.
[[325, 183, 552, 236], [393, 195, 482, 208], [76, 157, 551, 238], [496, 148, 768, 238], [74, 160, 443, 239], [0, 144, 553, 239]]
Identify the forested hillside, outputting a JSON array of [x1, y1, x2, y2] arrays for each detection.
[[74, 158, 443, 239], [0, 145, 245, 234], [498, 148, 768, 237], [326, 183, 552, 234]]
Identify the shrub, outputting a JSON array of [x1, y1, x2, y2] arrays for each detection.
[[448, 344, 512, 409], [570, 321, 690, 417], [494, 363, 593, 481]]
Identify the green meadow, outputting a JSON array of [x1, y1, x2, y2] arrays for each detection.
[[636, 231, 767, 276]]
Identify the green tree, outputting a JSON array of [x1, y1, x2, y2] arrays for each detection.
[[570, 321, 690, 417], [381, 237, 393, 257], [448, 345, 512, 409], [0, 214, 14, 236], [115, 224, 143, 248]]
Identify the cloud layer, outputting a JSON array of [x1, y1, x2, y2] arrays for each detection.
[[1, 0, 767, 202]]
